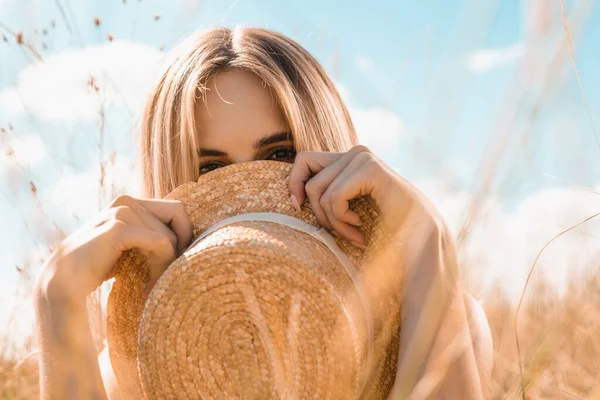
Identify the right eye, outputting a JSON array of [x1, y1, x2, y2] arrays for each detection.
[[199, 162, 226, 175]]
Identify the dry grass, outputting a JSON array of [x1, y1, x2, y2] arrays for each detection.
[[1, 349, 39, 399], [2, 271, 600, 398], [485, 277, 600, 399]]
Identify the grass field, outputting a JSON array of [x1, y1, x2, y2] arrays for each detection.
[[2, 266, 600, 398]]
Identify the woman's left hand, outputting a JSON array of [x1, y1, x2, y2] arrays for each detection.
[[289, 146, 487, 399], [288, 145, 441, 247]]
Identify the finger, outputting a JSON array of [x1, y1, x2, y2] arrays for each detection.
[[139, 198, 192, 257], [321, 158, 366, 247], [288, 145, 372, 205], [288, 151, 340, 206], [324, 156, 378, 246], [304, 177, 333, 230], [112, 205, 178, 259], [328, 152, 375, 226], [304, 154, 358, 230], [110, 195, 193, 257], [321, 185, 364, 246], [107, 220, 175, 281], [136, 206, 179, 254], [304, 151, 364, 226]]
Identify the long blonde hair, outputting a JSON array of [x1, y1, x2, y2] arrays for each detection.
[[140, 26, 358, 198]]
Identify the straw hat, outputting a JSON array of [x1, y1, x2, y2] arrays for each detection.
[[106, 160, 402, 399]]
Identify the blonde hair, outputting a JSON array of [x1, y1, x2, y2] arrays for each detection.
[[140, 26, 358, 198]]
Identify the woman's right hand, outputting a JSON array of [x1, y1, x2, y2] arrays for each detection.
[[36, 194, 193, 303]]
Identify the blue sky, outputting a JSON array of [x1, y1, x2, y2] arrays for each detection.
[[2, 0, 600, 195], [1, 0, 600, 346]]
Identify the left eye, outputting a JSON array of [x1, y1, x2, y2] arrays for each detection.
[[266, 146, 296, 162]]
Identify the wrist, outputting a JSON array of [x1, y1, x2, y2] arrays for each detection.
[[34, 254, 86, 308]]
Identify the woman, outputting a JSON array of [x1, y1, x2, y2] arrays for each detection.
[[34, 26, 493, 399]]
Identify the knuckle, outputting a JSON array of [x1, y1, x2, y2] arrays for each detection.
[[107, 220, 127, 235], [158, 235, 173, 249], [328, 186, 342, 200], [364, 158, 380, 173], [176, 201, 188, 215], [329, 191, 344, 215], [355, 150, 374, 164], [169, 199, 187, 216], [305, 179, 318, 196], [112, 205, 133, 221], [110, 194, 134, 208], [162, 237, 177, 258], [328, 188, 342, 205], [167, 229, 177, 246], [319, 193, 330, 209], [351, 144, 371, 154], [295, 150, 309, 161]]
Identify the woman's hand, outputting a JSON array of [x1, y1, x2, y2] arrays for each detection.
[[288, 145, 486, 399], [288, 144, 442, 247], [34, 194, 193, 400], [36, 194, 193, 303]]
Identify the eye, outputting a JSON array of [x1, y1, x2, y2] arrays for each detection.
[[266, 146, 296, 162], [199, 161, 226, 175]]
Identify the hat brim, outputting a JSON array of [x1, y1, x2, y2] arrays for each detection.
[[106, 160, 400, 398]]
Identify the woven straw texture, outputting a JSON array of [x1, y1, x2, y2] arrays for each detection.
[[106, 160, 402, 399]]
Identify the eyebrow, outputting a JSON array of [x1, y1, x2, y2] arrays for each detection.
[[197, 131, 293, 157], [253, 131, 293, 148]]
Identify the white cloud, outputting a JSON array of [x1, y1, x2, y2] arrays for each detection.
[[416, 180, 600, 302], [0, 153, 139, 349], [355, 54, 375, 71], [46, 153, 140, 223], [466, 42, 526, 73], [351, 107, 403, 157], [0, 40, 163, 122], [185, 0, 202, 10], [0, 134, 46, 171], [0, 88, 22, 116]]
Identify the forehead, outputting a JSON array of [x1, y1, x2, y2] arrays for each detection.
[[194, 69, 289, 150]]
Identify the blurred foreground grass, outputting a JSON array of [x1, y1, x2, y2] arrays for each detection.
[[2, 273, 600, 399]]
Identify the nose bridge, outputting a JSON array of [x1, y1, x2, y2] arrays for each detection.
[[230, 150, 256, 165]]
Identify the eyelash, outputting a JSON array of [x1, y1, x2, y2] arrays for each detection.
[[198, 146, 297, 175], [266, 145, 297, 162]]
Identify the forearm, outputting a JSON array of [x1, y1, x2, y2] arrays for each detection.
[[391, 218, 482, 399], [34, 266, 107, 400], [425, 293, 482, 399]]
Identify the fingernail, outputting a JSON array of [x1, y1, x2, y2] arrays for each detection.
[[351, 240, 367, 250], [290, 194, 301, 213], [351, 216, 362, 226]]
